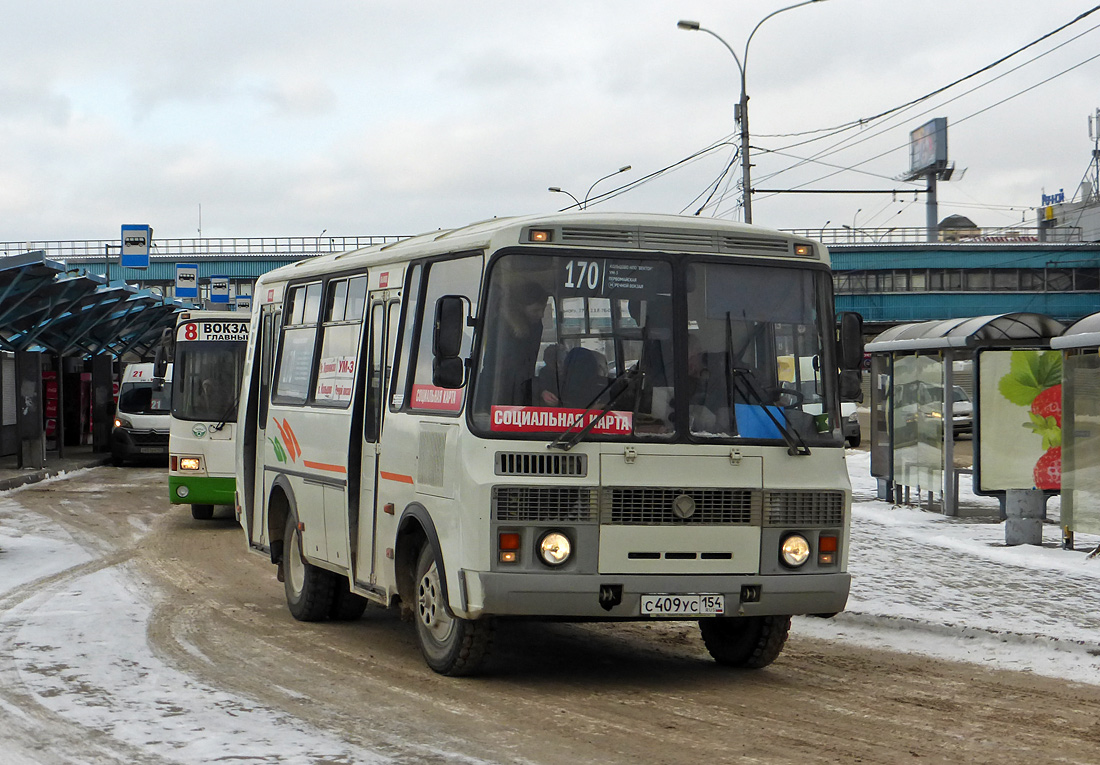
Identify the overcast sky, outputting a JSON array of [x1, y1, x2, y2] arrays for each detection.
[[2, 1, 1098, 243]]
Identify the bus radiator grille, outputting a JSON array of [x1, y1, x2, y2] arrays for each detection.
[[600, 488, 759, 526], [492, 487, 597, 523], [762, 491, 845, 527], [494, 452, 588, 477]]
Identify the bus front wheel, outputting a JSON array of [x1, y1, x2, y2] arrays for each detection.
[[191, 504, 214, 520], [698, 615, 790, 669], [413, 545, 492, 676], [283, 511, 335, 621]]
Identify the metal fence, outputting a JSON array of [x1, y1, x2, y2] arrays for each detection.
[[1, 227, 1086, 261], [783, 226, 1083, 246], [0, 235, 408, 261]]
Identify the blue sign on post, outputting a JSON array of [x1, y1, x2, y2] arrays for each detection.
[[121, 224, 152, 269], [175, 263, 198, 299], [210, 275, 230, 304]]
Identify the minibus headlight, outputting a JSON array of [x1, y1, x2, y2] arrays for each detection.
[[113, 415, 132, 430], [537, 531, 571, 567], [780, 534, 811, 568]]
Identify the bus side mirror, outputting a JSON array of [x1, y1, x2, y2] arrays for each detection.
[[432, 295, 467, 389], [838, 312, 864, 370], [839, 370, 863, 402]]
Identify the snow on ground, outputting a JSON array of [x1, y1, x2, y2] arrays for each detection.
[[795, 450, 1100, 685], [2, 457, 1100, 763]]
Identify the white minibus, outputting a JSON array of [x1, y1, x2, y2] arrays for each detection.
[[111, 362, 172, 465], [235, 212, 864, 675]]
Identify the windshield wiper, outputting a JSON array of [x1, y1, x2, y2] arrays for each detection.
[[210, 393, 239, 432], [726, 312, 810, 456], [548, 361, 642, 452]]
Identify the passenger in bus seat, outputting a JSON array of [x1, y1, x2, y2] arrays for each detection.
[[481, 281, 548, 406], [535, 344, 565, 405], [558, 346, 609, 409]]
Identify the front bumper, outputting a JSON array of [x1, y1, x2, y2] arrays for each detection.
[[111, 428, 169, 459], [459, 570, 851, 620]]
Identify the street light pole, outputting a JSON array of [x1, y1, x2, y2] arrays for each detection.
[[584, 165, 631, 208], [678, 0, 827, 225], [549, 165, 631, 210], [548, 186, 582, 208]]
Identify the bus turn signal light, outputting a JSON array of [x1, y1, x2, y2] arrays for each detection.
[[499, 532, 520, 564], [819, 534, 838, 565]]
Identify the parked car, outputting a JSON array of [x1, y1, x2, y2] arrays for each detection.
[[894, 381, 972, 442], [841, 402, 861, 448]]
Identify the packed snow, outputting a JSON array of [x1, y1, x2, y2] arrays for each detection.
[[1, 455, 1099, 764]]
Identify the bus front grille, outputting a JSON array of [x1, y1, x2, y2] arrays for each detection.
[[763, 490, 845, 527], [493, 487, 597, 522], [601, 488, 759, 526]]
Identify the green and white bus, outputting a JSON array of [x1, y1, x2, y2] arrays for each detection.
[[166, 310, 250, 520], [234, 212, 864, 675]]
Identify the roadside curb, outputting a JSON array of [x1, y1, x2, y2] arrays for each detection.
[[0, 456, 113, 493]]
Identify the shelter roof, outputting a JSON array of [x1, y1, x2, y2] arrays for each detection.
[[0, 252, 184, 357], [866, 313, 1066, 353], [1051, 311, 1100, 349]]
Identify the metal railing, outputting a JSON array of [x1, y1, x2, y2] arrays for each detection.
[[2, 227, 1087, 261], [0, 235, 408, 261], [783, 226, 1083, 245]]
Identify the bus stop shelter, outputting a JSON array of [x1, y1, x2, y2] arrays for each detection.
[[1050, 310, 1100, 549], [0, 251, 184, 468], [866, 313, 1065, 518]]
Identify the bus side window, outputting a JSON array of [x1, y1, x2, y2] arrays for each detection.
[[273, 282, 322, 404], [258, 308, 279, 422], [389, 264, 422, 411], [365, 302, 386, 441], [407, 255, 483, 413]]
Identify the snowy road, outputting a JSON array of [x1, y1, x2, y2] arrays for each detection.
[[2, 460, 1100, 764]]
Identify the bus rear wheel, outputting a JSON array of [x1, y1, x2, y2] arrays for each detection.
[[698, 615, 791, 669], [283, 511, 335, 621], [190, 504, 214, 520], [329, 586, 369, 621], [413, 545, 492, 676]]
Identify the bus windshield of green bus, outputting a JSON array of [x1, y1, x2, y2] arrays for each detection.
[[172, 341, 247, 422], [470, 252, 839, 446]]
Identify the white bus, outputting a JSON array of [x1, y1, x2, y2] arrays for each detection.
[[164, 310, 250, 520], [235, 212, 864, 675]]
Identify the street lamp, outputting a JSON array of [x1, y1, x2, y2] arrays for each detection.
[[678, 1, 827, 224], [549, 165, 631, 209], [548, 186, 582, 208]]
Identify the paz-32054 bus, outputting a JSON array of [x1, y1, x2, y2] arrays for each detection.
[[235, 212, 864, 675]]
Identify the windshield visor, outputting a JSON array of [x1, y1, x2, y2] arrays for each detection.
[[172, 341, 246, 422], [471, 253, 675, 439], [685, 261, 835, 445]]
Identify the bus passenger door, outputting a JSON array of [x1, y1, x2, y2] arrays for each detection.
[[251, 306, 279, 547], [354, 298, 392, 587]]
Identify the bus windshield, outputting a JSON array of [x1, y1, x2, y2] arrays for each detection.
[[118, 382, 172, 415], [172, 340, 248, 422], [470, 252, 837, 445]]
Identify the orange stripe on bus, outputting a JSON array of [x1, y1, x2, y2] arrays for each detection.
[[303, 460, 347, 474], [380, 471, 415, 484]]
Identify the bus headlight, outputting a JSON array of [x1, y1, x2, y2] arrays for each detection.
[[780, 534, 811, 568], [537, 531, 572, 567], [179, 457, 202, 471]]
